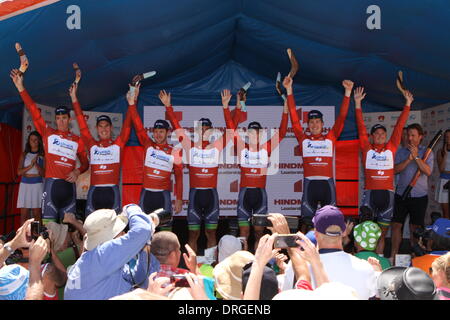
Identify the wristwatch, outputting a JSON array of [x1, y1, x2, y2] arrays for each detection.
[[3, 244, 15, 256], [414, 156, 420, 160]]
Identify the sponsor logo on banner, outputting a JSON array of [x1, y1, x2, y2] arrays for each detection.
[[378, 115, 385, 122]]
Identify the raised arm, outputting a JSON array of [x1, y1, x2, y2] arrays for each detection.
[[128, 84, 152, 147], [389, 90, 412, 147], [331, 80, 353, 139], [221, 89, 236, 130], [265, 102, 289, 153], [10, 69, 47, 136], [160, 90, 192, 151], [69, 83, 95, 147], [283, 76, 304, 143], [115, 85, 139, 148], [353, 86, 370, 150], [93, 205, 153, 274]]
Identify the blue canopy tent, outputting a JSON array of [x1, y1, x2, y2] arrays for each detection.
[[0, 0, 449, 143]]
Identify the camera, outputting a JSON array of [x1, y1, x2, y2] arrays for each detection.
[[170, 274, 190, 287], [251, 214, 299, 230], [412, 227, 432, 241], [149, 208, 173, 227], [31, 221, 49, 241], [273, 234, 300, 248]]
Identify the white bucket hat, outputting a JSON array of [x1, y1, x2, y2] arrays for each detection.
[[83, 209, 128, 251]]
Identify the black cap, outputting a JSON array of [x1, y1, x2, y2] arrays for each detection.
[[198, 118, 212, 127], [248, 121, 262, 130], [371, 124, 387, 135], [96, 115, 112, 125], [308, 110, 323, 120], [154, 119, 170, 129], [55, 106, 69, 115]]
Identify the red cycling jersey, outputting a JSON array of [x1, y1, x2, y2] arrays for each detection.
[[19, 90, 88, 180], [129, 105, 183, 200], [288, 94, 350, 179], [230, 108, 288, 188], [73, 101, 133, 186], [166, 105, 235, 189], [356, 105, 410, 190]]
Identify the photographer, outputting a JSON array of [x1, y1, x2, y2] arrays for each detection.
[[26, 235, 50, 300], [0, 219, 34, 267], [64, 204, 160, 300]]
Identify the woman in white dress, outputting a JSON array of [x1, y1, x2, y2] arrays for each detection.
[[17, 131, 44, 224], [436, 129, 450, 219]]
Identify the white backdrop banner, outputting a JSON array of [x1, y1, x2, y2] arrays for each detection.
[[143, 105, 335, 216], [22, 106, 122, 199]]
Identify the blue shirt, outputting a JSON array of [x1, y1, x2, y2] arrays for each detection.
[[395, 146, 434, 198], [64, 208, 159, 300]]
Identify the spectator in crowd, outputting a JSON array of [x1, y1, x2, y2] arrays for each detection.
[[311, 205, 379, 299], [266, 214, 330, 291], [213, 250, 254, 300], [64, 204, 160, 300], [25, 236, 50, 300], [242, 234, 279, 300], [150, 231, 216, 299], [150, 231, 200, 276], [0, 219, 34, 267], [411, 218, 450, 275], [430, 252, 450, 300], [435, 129, 450, 219], [17, 131, 44, 225], [0, 264, 29, 300], [391, 123, 434, 262], [353, 221, 391, 270], [377, 266, 437, 300], [191, 234, 243, 280]]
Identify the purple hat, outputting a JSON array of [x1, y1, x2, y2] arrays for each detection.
[[312, 205, 346, 236]]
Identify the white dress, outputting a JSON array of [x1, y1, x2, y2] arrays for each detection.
[[17, 152, 44, 209]]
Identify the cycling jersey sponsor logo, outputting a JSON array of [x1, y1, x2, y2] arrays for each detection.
[[150, 150, 171, 162], [145, 147, 174, 171], [302, 139, 332, 157], [240, 149, 269, 168], [365, 149, 394, 170], [52, 137, 75, 150], [190, 147, 219, 167], [90, 145, 120, 165], [47, 135, 78, 160]]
